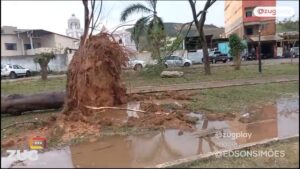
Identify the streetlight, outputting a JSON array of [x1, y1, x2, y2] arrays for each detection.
[[258, 24, 262, 73]]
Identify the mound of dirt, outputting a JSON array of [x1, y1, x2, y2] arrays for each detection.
[[126, 112, 194, 131]]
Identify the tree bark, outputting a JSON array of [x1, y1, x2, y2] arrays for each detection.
[[235, 54, 241, 70], [41, 65, 48, 80], [188, 0, 215, 75], [1, 92, 65, 115]]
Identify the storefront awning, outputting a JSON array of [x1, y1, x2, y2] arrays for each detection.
[[249, 35, 283, 42]]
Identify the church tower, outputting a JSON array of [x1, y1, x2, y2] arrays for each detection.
[[66, 14, 83, 39]]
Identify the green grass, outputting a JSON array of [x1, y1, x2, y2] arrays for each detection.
[[1, 77, 66, 95], [186, 82, 299, 113], [174, 137, 299, 168], [1, 64, 298, 95], [124, 63, 299, 87]]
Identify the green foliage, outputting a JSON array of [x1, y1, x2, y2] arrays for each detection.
[[121, 0, 166, 60], [33, 52, 56, 65], [165, 36, 183, 52], [120, 3, 152, 22], [139, 64, 165, 77], [228, 34, 246, 58], [276, 17, 299, 33]]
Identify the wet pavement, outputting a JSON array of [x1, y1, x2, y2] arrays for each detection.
[[2, 95, 299, 168]]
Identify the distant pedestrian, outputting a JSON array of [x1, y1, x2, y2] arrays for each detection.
[[251, 47, 256, 57]]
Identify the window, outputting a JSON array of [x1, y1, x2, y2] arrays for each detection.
[[5, 43, 17, 50], [24, 44, 31, 50], [174, 56, 181, 60], [246, 27, 253, 35], [33, 43, 41, 48], [13, 65, 18, 69], [16, 65, 24, 69], [245, 8, 254, 17]]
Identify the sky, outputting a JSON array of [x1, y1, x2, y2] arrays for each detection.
[[1, 0, 299, 35]]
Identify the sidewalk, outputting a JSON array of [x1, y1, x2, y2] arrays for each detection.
[[128, 75, 299, 94]]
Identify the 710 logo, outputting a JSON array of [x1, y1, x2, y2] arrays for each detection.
[[6, 150, 38, 161]]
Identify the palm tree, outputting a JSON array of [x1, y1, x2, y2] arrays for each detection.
[[120, 0, 165, 63]]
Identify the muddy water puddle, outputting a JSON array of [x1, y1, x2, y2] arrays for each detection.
[[4, 96, 299, 168]]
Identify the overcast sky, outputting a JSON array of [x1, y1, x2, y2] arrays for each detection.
[[1, 0, 299, 35]]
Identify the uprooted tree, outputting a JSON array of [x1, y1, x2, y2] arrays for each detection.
[[33, 52, 55, 80], [188, 0, 216, 75], [61, 0, 129, 122]]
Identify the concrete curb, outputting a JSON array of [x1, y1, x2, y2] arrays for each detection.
[[154, 135, 299, 168], [129, 76, 299, 94]]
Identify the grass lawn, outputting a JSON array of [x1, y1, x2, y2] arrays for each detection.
[[1, 64, 299, 95], [174, 137, 299, 168], [185, 81, 299, 113]]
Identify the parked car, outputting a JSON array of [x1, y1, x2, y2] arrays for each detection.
[[290, 47, 299, 58], [164, 55, 192, 68], [1, 64, 31, 79], [127, 57, 146, 71], [187, 50, 203, 64], [206, 51, 228, 64]]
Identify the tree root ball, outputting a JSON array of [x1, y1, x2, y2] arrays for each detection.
[[63, 33, 130, 118]]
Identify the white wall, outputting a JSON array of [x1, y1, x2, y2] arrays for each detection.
[[1, 54, 68, 72], [54, 34, 78, 49]]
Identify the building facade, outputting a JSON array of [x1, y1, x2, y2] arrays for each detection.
[[224, 0, 280, 58], [1, 26, 80, 72], [112, 29, 137, 53], [66, 14, 84, 39]]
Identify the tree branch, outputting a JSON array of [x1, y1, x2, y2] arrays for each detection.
[[81, 0, 90, 46]]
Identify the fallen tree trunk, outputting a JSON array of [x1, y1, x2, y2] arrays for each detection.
[[1, 92, 65, 115]]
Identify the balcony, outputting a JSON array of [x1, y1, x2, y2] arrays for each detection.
[[24, 47, 65, 55]]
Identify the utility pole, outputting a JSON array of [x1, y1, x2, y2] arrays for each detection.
[[258, 24, 262, 73]]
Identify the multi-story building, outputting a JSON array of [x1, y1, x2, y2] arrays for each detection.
[[1, 26, 79, 57], [224, 0, 281, 58], [1, 26, 80, 72]]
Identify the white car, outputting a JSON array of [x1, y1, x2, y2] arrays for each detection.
[[187, 50, 203, 64], [164, 55, 192, 68], [1, 64, 31, 79], [127, 58, 146, 71]]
